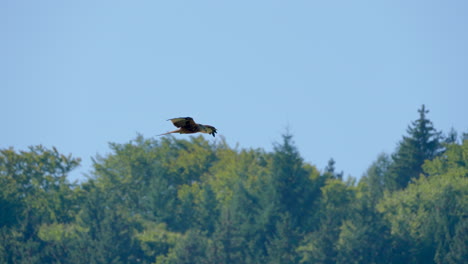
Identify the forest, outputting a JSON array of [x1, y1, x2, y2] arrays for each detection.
[[1, 105, 467, 264]]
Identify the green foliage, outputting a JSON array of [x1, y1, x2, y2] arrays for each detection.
[[334, 181, 393, 264], [266, 213, 301, 264], [297, 179, 354, 264], [378, 140, 468, 263], [386, 104, 443, 191], [361, 153, 391, 202], [268, 133, 322, 230], [135, 221, 181, 260], [155, 230, 210, 264], [0, 106, 464, 263], [0, 146, 81, 263]]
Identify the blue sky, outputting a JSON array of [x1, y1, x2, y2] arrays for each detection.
[[2, 0, 467, 181]]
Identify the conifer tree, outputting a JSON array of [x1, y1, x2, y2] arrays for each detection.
[[268, 133, 316, 229], [208, 180, 267, 263], [386, 105, 442, 191], [324, 158, 344, 180]]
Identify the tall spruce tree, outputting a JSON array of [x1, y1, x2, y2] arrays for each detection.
[[386, 105, 442, 191], [267, 133, 315, 229]]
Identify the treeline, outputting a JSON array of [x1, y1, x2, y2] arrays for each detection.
[[1, 105, 467, 264]]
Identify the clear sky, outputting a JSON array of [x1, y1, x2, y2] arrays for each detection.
[[2, 0, 467, 181]]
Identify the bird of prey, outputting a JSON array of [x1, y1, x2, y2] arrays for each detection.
[[159, 117, 217, 137]]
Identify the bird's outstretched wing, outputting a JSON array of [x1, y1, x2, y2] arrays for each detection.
[[168, 117, 198, 131]]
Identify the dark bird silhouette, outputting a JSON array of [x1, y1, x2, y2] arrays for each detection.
[[159, 117, 217, 137]]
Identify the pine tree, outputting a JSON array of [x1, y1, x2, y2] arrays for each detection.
[[208, 180, 266, 263], [268, 133, 316, 229], [265, 213, 300, 264], [209, 204, 245, 264], [386, 105, 442, 191]]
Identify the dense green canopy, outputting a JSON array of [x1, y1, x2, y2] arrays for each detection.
[[1, 106, 466, 263]]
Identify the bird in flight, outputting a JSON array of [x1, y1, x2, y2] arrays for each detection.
[[159, 117, 218, 137]]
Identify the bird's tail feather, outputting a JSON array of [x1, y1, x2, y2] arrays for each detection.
[[158, 129, 180, 136]]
